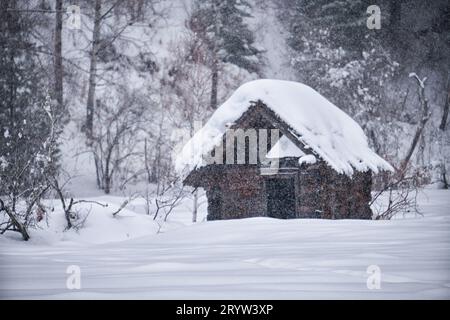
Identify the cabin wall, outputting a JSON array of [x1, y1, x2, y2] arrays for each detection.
[[201, 162, 373, 221], [296, 162, 373, 219], [203, 166, 267, 220], [328, 170, 373, 219], [221, 167, 267, 219]]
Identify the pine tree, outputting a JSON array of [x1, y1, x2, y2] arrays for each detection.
[[0, 0, 53, 176], [189, 0, 262, 109], [280, 0, 398, 188], [0, 0, 59, 239], [282, 0, 399, 151]]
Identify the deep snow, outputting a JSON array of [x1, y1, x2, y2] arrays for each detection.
[[0, 189, 449, 299]]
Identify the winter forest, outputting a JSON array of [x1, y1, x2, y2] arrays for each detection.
[[0, 0, 449, 299]]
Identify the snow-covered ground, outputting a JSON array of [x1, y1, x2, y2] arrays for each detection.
[[0, 189, 449, 299]]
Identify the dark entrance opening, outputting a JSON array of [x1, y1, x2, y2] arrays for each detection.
[[207, 187, 222, 220], [266, 178, 296, 219]]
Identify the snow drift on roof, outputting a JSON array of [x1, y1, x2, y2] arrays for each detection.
[[175, 79, 393, 177]]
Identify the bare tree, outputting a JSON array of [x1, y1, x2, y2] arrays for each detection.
[[165, 31, 213, 222], [0, 186, 52, 241], [84, 0, 167, 141], [370, 74, 433, 220], [398, 73, 431, 178], [91, 88, 147, 194], [85, 0, 102, 141], [47, 172, 108, 230], [152, 181, 186, 222], [371, 172, 423, 220]]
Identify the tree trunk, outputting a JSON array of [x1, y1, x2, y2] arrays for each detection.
[[209, 1, 220, 110], [104, 176, 111, 194], [63, 199, 74, 230], [86, 0, 102, 141], [104, 144, 112, 194], [389, 0, 401, 30], [0, 199, 30, 241], [144, 138, 152, 183], [54, 0, 64, 118], [192, 189, 198, 223], [93, 153, 102, 189], [439, 77, 449, 131], [210, 58, 218, 110], [388, 0, 402, 49], [442, 164, 449, 189]]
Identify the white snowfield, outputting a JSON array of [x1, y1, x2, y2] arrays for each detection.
[[0, 189, 449, 299], [176, 79, 394, 177]]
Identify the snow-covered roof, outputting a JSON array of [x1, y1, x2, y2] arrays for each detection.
[[175, 79, 393, 177], [266, 135, 305, 159]]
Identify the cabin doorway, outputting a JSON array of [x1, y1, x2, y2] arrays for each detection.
[[266, 177, 296, 219], [207, 187, 222, 220]]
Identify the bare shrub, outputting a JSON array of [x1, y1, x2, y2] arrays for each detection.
[[371, 170, 425, 220]]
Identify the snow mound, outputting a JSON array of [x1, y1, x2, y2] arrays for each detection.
[[176, 79, 393, 177], [12, 198, 163, 245], [299, 154, 317, 165]]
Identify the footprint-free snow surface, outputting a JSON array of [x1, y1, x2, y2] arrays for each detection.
[[1, 189, 449, 299]]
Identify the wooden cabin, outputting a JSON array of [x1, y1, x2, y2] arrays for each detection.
[[176, 80, 393, 220]]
